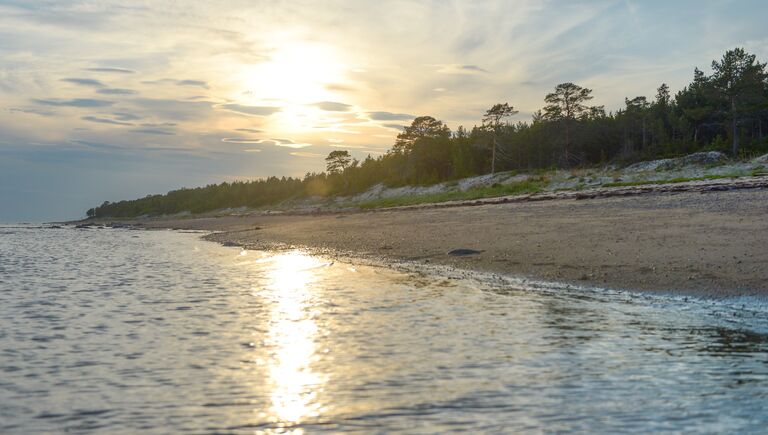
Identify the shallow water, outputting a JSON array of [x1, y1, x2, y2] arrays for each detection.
[[1, 225, 767, 433]]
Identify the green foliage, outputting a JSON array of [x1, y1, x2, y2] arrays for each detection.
[[392, 116, 451, 154], [90, 177, 305, 218], [325, 150, 352, 173], [87, 48, 768, 218]]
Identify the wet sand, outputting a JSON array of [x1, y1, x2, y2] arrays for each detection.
[[131, 188, 768, 298]]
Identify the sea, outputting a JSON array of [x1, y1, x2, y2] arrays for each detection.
[[1, 224, 767, 434]]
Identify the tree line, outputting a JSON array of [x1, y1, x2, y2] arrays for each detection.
[[89, 48, 768, 218]]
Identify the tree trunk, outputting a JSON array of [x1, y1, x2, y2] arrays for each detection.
[[623, 123, 630, 155], [564, 120, 570, 166], [731, 98, 739, 156], [491, 134, 496, 174]]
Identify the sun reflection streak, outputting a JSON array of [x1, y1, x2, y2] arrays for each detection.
[[262, 251, 327, 427]]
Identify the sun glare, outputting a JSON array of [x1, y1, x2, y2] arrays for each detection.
[[244, 42, 347, 105], [237, 41, 352, 137]]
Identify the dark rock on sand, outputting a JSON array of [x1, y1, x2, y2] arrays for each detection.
[[448, 248, 483, 256]]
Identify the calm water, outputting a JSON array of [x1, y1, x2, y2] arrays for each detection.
[[1, 225, 767, 434]]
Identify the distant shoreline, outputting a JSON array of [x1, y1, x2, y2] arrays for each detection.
[[105, 185, 768, 299]]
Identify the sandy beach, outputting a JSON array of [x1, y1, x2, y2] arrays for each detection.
[[119, 185, 768, 299]]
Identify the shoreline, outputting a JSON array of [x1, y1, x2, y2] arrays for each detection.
[[98, 186, 768, 299]]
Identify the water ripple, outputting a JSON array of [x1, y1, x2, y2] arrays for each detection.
[[0, 225, 767, 433]]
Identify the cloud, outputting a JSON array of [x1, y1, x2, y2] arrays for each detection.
[[325, 83, 356, 92], [84, 67, 136, 74], [177, 79, 208, 88], [142, 78, 209, 88], [312, 101, 352, 111], [97, 88, 138, 95], [6, 107, 54, 116], [271, 138, 312, 149], [290, 151, 324, 158], [112, 112, 142, 121], [333, 114, 369, 124], [61, 78, 106, 87], [130, 128, 175, 135], [221, 137, 263, 144], [70, 139, 125, 151], [130, 98, 213, 121], [244, 149, 262, 153], [33, 98, 114, 108], [218, 103, 281, 116], [382, 123, 405, 130], [434, 64, 490, 74], [140, 122, 177, 127], [82, 115, 134, 126], [219, 137, 311, 148], [367, 111, 415, 121], [235, 128, 264, 133], [329, 143, 365, 148]]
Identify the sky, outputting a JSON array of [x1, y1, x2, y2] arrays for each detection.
[[1, 0, 767, 221]]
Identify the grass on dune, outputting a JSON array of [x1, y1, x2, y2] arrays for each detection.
[[357, 179, 544, 210], [602, 173, 747, 188], [355, 170, 763, 210]]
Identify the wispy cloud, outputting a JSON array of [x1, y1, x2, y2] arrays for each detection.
[[177, 79, 208, 88], [97, 88, 138, 95], [142, 78, 209, 88], [140, 122, 177, 127], [434, 64, 489, 74], [33, 98, 114, 108], [271, 138, 313, 148], [325, 83, 355, 92], [367, 111, 415, 121], [312, 101, 352, 111], [6, 107, 54, 116], [82, 115, 134, 126], [131, 98, 213, 121], [84, 67, 136, 74], [112, 112, 142, 121], [219, 137, 312, 148], [130, 128, 175, 135], [61, 78, 106, 87], [218, 103, 282, 116], [221, 137, 263, 144], [290, 151, 324, 158]]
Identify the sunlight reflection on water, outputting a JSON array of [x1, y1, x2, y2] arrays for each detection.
[[263, 252, 326, 427]]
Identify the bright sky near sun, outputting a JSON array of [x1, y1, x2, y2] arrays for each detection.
[[1, 0, 767, 221]]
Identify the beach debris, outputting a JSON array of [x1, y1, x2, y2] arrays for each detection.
[[448, 248, 483, 256]]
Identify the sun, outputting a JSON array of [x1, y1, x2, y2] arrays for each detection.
[[243, 41, 347, 105], [235, 41, 352, 135]]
